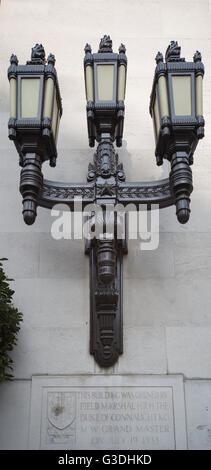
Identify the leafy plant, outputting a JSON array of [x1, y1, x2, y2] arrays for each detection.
[[0, 258, 23, 382]]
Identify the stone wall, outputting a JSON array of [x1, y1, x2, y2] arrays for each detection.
[[0, 0, 211, 450]]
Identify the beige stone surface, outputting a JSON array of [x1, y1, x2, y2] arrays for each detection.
[[0, 381, 31, 450], [10, 324, 94, 378], [166, 327, 211, 378], [116, 327, 167, 374], [185, 380, 211, 449], [0, 0, 211, 450]]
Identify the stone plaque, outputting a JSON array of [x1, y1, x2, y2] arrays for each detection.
[[29, 375, 187, 449]]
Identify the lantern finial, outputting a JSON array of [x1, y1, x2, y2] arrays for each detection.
[[47, 53, 55, 66], [84, 43, 92, 54], [10, 54, 18, 66], [194, 50, 202, 63], [119, 43, 126, 54], [155, 51, 163, 64], [27, 43, 46, 65], [165, 40, 184, 62], [98, 35, 113, 53]]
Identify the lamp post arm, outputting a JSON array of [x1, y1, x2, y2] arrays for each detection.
[[37, 176, 175, 213], [16, 136, 192, 368], [117, 178, 175, 209], [38, 179, 95, 210]]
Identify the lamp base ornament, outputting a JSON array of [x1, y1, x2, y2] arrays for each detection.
[[86, 237, 128, 368], [170, 151, 193, 224], [20, 153, 43, 225]]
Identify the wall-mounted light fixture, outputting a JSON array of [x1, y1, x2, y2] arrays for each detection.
[[8, 37, 204, 368]]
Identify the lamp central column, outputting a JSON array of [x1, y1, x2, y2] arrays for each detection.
[[20, 153, 43, 225], [170, 151, 193, 224], [86, 132, 127, 368]]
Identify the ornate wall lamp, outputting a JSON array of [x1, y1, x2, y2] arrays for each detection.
[[8, 37, 204, 368]]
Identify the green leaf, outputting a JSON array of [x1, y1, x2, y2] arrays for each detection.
[[0, 259, 23, 382]]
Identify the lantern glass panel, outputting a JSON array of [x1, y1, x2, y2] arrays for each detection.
[[153, 93, 160, 140], [43, 77, 54, 119], [158, 76, 169, 118], [85, 65, 94, 102], [21, 78, 40, 118], [118, 65, 126, 101], [196, 75, 203, 116], [52, 92, 58, 137], [97, 64, 114, 101], [10, 78, 17, 118], [172, 75, 192, 116], [52, 92, 60, 144]]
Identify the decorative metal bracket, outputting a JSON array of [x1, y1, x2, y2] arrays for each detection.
[[85, 237, 127, 367], [38, 177, 174, 210], [18, 133, 178, 368], [8, 39, 204, 368]]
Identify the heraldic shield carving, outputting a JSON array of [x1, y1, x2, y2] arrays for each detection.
[[47, 392, 76, 444]]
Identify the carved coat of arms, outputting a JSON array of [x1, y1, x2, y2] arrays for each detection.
[[47, 392, 76, 444]]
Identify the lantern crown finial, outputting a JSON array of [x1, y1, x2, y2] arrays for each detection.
[[165, 40, 185, 62], [155, 51, 163, 64], [27, 43, 46, 65], [84, 43, 92, 54], [47, 53, 55, 66], [119, 43, 126, 54], [98, 35, 113, 53], [10, 54, 18, 66], [194, 50, 202, 62]]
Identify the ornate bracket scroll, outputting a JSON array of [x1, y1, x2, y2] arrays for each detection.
[[117, 179, 174, 209], [38, 177, 174, 210], [38, 180, 95, 210], [86, 238, 125, 368], [33, 135, 175, 368]]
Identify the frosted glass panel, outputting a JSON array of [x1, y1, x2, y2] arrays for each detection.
[[97, 64, 114, 101], [118, 65, 126, 101], [52, 93, 58, 138], [172, 76, 192, 116], [153, 94, 160, 140], [85, 65, 94, 101], [158, 76, 169, 117], [10, 78, 17, 118], [21, 78, 40, 118], [196, 75, 203, 116], [43, 78, 54, 118]]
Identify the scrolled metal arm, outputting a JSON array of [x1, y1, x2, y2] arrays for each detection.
[[37, 177, 175, 211], [18, 137, 188, 369], [117, 178, 174, 209], [38, 179, 95, 210]]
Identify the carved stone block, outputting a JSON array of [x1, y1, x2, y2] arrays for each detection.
[[29, 375, 187, 450]]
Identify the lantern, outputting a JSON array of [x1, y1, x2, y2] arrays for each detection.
[[8, 44, 62, 167], [149, 41, 204, 166], [84, 35, 127, 147]]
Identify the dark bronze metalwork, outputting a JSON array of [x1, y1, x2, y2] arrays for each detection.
[[27, 43, 46, 64], [8, 39, 205, 368], [84, 36, 127, 148], [170, 152, 193, 224], [150, 41, 205, 223], [20, 153, 43, 225], [8, 45, 62, 167], [98, 35, 113, 53], [88, 238, 124, 368]]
